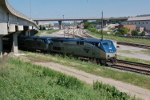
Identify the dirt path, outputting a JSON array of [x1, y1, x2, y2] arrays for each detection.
[[34, 30, 150, 99], [29, 61, 150, 100]]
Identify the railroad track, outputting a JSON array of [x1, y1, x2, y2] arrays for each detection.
[[74, 28, 94, 38], [117, 41, 150, 49], [110, 60, 150, 75], [63, 28, 150, 75]]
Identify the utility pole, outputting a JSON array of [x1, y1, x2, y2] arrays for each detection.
[[30, 0, 31, 18], [101, 11, 103, 40]]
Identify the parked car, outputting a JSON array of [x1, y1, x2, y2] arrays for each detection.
[[143, 35, 150, 37], [127, 34, 132, 36]]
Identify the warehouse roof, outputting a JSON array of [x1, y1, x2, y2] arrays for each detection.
[[128, 16, 150, 21]]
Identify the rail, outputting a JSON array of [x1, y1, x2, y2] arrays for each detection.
[[110, 60, 150, 75], [117, 41, 150, 49]]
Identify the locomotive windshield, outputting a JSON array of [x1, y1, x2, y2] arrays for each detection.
[[102, 42, 113, 46]]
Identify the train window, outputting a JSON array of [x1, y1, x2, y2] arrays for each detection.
[[108, 42, 113, 45], [103, 43, 108, 45]]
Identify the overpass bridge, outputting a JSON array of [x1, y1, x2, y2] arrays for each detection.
[[0, 0, 39, 57], [33, 18, 128, 29]]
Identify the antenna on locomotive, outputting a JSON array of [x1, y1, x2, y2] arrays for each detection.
[[101, 11, 103, 41]]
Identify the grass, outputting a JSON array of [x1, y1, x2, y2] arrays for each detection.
[[46, 29, 60, 34], [0, 57, 135, 100], [21, 52, 150, 90], [118, 50, 133, 54], [89, 31, 150, 45], [140, 50, 150, 55], [34, 30, 45, 36], [117, 55, 150, 64], [34, 29, 60, 36]]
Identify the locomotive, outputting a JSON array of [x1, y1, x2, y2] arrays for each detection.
[[18, 36, 117, 65]]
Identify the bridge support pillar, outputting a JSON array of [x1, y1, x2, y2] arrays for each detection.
[[0, 37, 3, 58], [58, 21, 62, 29], [12, 34, 18, 54]]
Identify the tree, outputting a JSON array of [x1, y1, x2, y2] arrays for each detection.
[[131, 30, 138, 36], [84, 22, 95, 29], [141, 31, 146, 36], [39, 25, 46, 30], [115, 32, 122, 36], [119, 27, 130, 35]]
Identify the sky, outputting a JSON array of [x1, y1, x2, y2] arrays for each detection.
[[7, 0, 150, 19]]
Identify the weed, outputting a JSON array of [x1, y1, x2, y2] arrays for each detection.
[[0, 57, 136, 100], [93, 81, 130, 100]]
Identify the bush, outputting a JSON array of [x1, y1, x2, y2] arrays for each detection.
[[88, 28, 98, 33], [115, 32, 122, 36], [140, 31, 146, 36], [93, 81, 130, 99], [119, 27, 130, 35], [131, 30, 138, 36], [56, 74, 83, 89]]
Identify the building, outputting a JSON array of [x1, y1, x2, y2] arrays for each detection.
[[122, 14, 150, 32], [38, 22, 54, 27], [118, 25, 136, 33]]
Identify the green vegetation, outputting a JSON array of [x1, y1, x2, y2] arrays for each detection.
[[46, 29, 60, 34], [115, 31, 122, 36], [118, 50, 133, 54], [89, 31, 150, 45], [84, 21, 96, 29], [21, 52, 150, 90], [119, 27, 130, 35], [0, 57, 135, 100], [34, 30, 45, 36], [140, 50, 150, 55], [131, 30, 138, 36], [34, 30, 60, 36], [140, 31, 146, 36], [39, 25, 46, 30], [118, 55, 150, 64], [103, 35, 150, 45]]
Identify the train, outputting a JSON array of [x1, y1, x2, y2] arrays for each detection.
[[18, 36, 117, 65]]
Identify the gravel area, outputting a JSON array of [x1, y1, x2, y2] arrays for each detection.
[[117, 45, 150, 61]]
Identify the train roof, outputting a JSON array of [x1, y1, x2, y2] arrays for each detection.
[[51, 37, 113, 43], [19, 36, 113, 43], [19, 36, 54, 40]]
